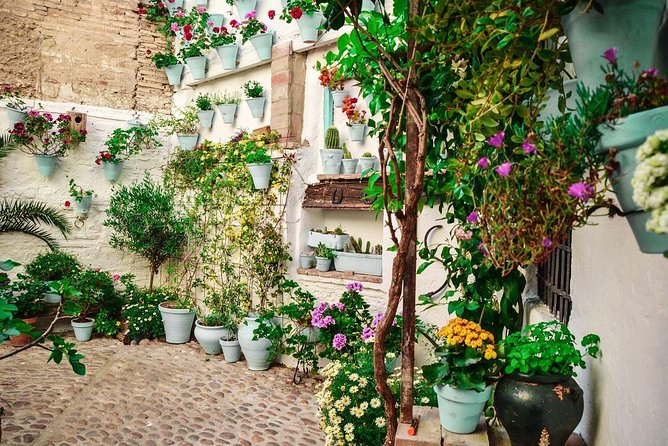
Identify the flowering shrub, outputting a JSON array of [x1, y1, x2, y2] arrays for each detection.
[[169, 6, 212, 59], [341, 97, 367, 125], [209, 25, 237, 47], [119, 277, 176, 339], [25, 250, 81, 282], [422, 318, 499, 391], [632, 129, 668, 236], [67, 178, 94, 202], [136, 0, 170, 22], [10, 110, 86, 156], [242, 80, 264, 98], [316, 353, 437, 446], [0, 84, 27, 111], [96, 126, 161, 165], [280, 0, 320, 23], [318, 66, 346, 90], [236, 10, 273, 43]]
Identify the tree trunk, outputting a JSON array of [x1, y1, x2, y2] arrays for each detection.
[[148, 264, 156, 294]]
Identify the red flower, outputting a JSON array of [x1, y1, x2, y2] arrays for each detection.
[[184, 32, 193, 41], [146, 49, 152, 55], [212, 26, 220, 33], [103, 152, 111, 159], [136, 8, 147, 14], [230, 19, 239, 28], [95, 159, 101, 165], [64, 201, 71, 208], [183, 24, 192, 33], [268, 9, 275, 19], [290, 7, 303, 20]]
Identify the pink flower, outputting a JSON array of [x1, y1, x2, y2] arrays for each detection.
[[643, 67, 659, 77], [477, 156, 489, 168], [28, 109, 39, 117], [230, 19, 239, 28], [541, 237, 553, 248], [170, 22, 179, 32], [196, 5, 206, 13], [112, 274, 121, 281], [568, 181, 594, 202], [466, 210, 479, 223], [345, 282, 363, 292], [332, 333, 347, 351], [602, 47, 618, 64], [522, 139, 536, 154], [245, 9, 256, 19], [454, 228, 472, 240], [478, 242, 488, 257], [207, 20, 214, 26], [487, 131, 505, 148], [495, 162, 512, 177]]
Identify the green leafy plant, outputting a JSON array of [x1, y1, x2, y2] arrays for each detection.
[[96, 126, 161, 165], [360, 152, 374, 158], [213, 90, 242, 105], [210, 25, 237, 47], [236, 12, 273, 44], [242, 80, 264, 98], [0, 200, 72, 250], [245, 147, 271, 164], [67, 178, 94, 202], [173, 6, 212, 59], [150, 41, 181, 68], [0, 84, 27, 111], [25, 250, 80, 282], [9, 110, 86, 156], [195, 93, 213, 111], [58, 269, 116, 322], [0, 274, 48, 318], [150, 107, 200, 135], [120, 275, 175, 339], [104, 175, 189, 292], [499, 321, 600, 377], [314, 243, 334, 260]]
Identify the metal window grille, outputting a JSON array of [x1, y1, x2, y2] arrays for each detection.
[[537, 233, 573, 324]]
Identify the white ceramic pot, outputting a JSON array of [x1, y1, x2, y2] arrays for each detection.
[[194, 320, 229, 355], [219, 337, 241, 363], [71, 318, 94, 342], [159, 302, 195, 344], [238, 316, 273, 371]]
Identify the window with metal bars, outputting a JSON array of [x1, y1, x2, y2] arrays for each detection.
[[537, 233, 573, 324]]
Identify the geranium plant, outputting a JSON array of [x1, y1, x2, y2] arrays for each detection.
[[242, 80, 264, 98], [422, 317, 499, 391], [172, 6, 212, 59], [499, 321, 600, 377], [209, 25, 237, 47], [235, 10, 273, 44], [9, 111, 86, 156], [0, 84, 27, 111], [280, 0, 320, 23], [341, 97, 366, 125], [67, 178, 94, 203], [632, 130, 668, 238], [96, 126, 160, 165], [150, 42, 181, 69]]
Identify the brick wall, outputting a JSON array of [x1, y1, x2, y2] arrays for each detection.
[[0, 0, 172, 113]]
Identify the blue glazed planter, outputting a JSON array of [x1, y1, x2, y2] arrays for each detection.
[[296, 11, 324, 44], [216, 44, 239, 70], [34, 155, 57, 178], [249, 32, 274, 61], [177, 134, 199, 151], [246, 161, 272, 189], [163, 64, 184, 86], [245, 97, 266, 119], [217, 103, 238, 124], [74, 195, 92, 214], [103, 161, 123, 182], [434, 384, 491, 434], [197, 110, 215, 129], [185, 56, 207, 80], [235, 0, 257, 19]]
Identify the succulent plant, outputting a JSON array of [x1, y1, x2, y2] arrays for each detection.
[[325, 126, 340, 150]]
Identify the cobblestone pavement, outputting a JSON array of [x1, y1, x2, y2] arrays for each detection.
[[0, 337, 325, 446]]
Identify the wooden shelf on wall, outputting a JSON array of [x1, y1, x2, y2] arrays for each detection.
[[296, 267, 382, 284], [302, 174, 373, 210]]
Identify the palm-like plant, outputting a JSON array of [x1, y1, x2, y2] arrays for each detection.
[[0, 133, 14, 161], [0, 200, 72, 250]]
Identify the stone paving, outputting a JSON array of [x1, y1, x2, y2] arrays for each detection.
[[0, 337, 325, 446]]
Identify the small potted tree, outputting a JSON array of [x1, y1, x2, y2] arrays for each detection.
[[96, 126, 161, 182], [2, 274, 48, 347], [314, 242, 335, 272], [151, 107, 201, 151], [25, 250, 81, 304], [150, 42, 184, 86], [238, 12, 275, 61], [211, 25, 239, 70], [243, 80, 266, 119], [194, 93, 215, 129], [320, 126, 343, 174], [9, 110, 86, 177], [342, 97, 367, 142], [213, 90, 242, 124], [67, 178, 95, 215]]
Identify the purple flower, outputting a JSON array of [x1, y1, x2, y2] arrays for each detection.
[[362, 327, 374, 341], [478, 242, 488, 257], [330, 302, 345, 311], [477, 156, 490, 168], [541, 237, 553, 248], [568, 181, 594, 202], [466, 210, 479, 224], [495, 162, 512, 177], [372, 312, 384, 328], [643, 67, 659, 77], [602, 47, 618, 64], [522, 140, 536, 154], [345, 282, 364, 292], [332, 333, 347, 351], [487, 131, 505, 148]]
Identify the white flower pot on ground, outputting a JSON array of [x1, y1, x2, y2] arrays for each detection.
[[247, 161, 273, 189], [197, 110, 215, 129], [163, 64, 184, 86], [219, 337, 241, 363], [249, 32, 274, 61], [320, 149, 343, 174], [348, 124, 366, 142], [194, 320, 229, 355], [296, 11, 324, 44], [333, 252, 382, 276], [216, 44, 239, 70], [434, 384, 492, 434], [238, 316, 273, 371], [159, 302, 195, 344], [177, 134, 199, 151], [217, 103, 238, 124], [341, 158, 359, 174], [71, 318, 94, 342], [331, 90, 348, 108], [245, 97, 266, 118], [307, 231, 350, 250], [185, 56, 207, 80], [315, 257, 332, 272]]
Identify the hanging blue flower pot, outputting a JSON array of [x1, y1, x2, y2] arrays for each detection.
[[216, 44, 239, 70], [207, 13, 224, 32], [246, 162, 273, 189], [296, 11, 324, 44], [177, 134, 199, 151], [185, 56, 207, 80], [34, 155, 57, 178], [103, 161, 123, 182], [235, 0, 258, 19], [217, 103, 238, 124], [197, 110, 215, 129], [163, 64, 184, 86], [249, 32, 274, 61], [5, 107, 26, 131], [74, 196, 92, 215], [245, 97, 266, 119]]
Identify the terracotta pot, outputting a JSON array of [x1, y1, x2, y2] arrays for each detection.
[[9, 316, 38, 347]]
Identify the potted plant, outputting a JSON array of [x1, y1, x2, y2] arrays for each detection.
[[1, 84, 28, 129], [422, 317, 499, 434], [298, 250, 316, 269], [227, 0, 258, 19], [150, 42, 184, 86], [238, 308, 276, 371], [159, 293, 196, 344], [120, 278, 170, 342], [211, 25, 239, 70], [334, 237, 383, 276], [342, 97, 367, 142], [357, 151, 376, 173], [2, 274, 48, 347], [317, 65, 348, 107], [67, 178, 94, 215], [307, 226, 350, 250], [495, 321, 600, 446], [9, 110, 86, 177], [151, 107, 200, 150], [213, 90, 242, 124], [243, 80, 266, 118], [314, 242, 335, 272], [194, 310, 230, 354], [237, 11, 275, 61], [245, 145, 273, 189], [340, 143, 358, 174], [60, 269, 116, 342], [320, 126, 343, 174], [219, 329, 241, 363], [280, 0, 324, 44], [174, 6, 212, 80], [96, 126, 161, 181], [207, 13, 225, 33], [194, 93, 215, 129], [24, 250, 81, 304]]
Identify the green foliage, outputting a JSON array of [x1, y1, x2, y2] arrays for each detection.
[[242, 80, 264, 98], [0, 132, 15, 161], [120, 276, 173, 339], [151, 107, 200, 135], [341, 143, 351, 159], [324, 126, 341, 150], [212, 90, 242, 105], [104, 175, 188, 290], [238, 16, 271, 44], [315, 243, 335, 259], [9, 111, 86, 156], [195, 93, 213, 111], [25, 250, 81, 281], [0, 274, 48, 318], [210, 24, 238, 47], [360, 152, 373, 158], [0, 199, 72, 250], [245, 147, 271, 164], [151, 41, 181, 68], [67, 178, 94, 202], [500, 321, 600, 377], [47, 335, 86, 375], [97, 126, 161, 164], [173, 6, 213, 59], [57, 269, 116, 320]]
